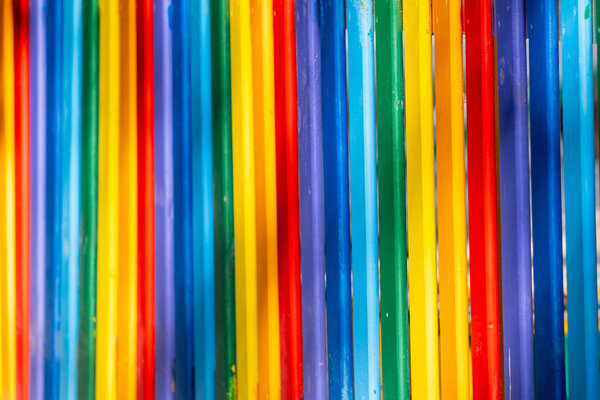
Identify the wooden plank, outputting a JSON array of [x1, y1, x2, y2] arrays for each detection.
[[153, 1, 176, 398], [117, 0, 138, 397], [230, 0, 259, 393], [433, 0, 469, 396], [190, 0, 216, 397], [45, 0, 62, 396], [561, 0, 600, 396], [494, 0, 534, 396], [321, 0, 352, 395], [211, 0, 237, 394], [30, 0, 47, 398], [0, 0, 16, 397], [403, 0, 438, 397], [96, 0, 120, 396], [136, 0, 156, 398], [13, 0, 30, 397], [172, 0, 194, 397], [273, 0, 303, 395], [249, 0, 281, 396], [528, 0, 565, 397], [464, 0, 503, 396], [375, 0, 409, 396], [295, 0, 327, 395], [60, 0, 82, 397]]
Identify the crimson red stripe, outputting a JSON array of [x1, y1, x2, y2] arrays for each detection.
[[273, 0, 303, 396], [136, 0, 156, 398]]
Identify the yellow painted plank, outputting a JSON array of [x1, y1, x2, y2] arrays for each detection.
[[433, 0, 470, 398], [117, 0, 137, 398], [0, 1, 16, 398], [250, 0, 281, 397], [97, 0, 120, 398], [404, 0, 439, 398], [230, 0, 259, 395]]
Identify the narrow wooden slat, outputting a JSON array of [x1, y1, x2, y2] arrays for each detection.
[[96, 0, 120, 396], [117, 0, 137, 396], [30, 0, 47, 398], [172, 1, 194, 397], [528, 0, 565, 397], [78, 0, 99, 397], [464, 0, 503, 396], [561, 0, 600, 396], [211, 0, 237, 393], [273, 0, 303, 394], [136, 0, 156, 397], [0, 0, 16, 398], [375, 0, 409, 396], [494, 0, 534, 396], [320, 0, 352, 395], [249, 0, 281, 396], [60, 0, 82, 397], [13, 0, 30, 398], [154, 1, 176, 398], [230, 0, 259, 393], [295, 0, 327, 395], [45, 0, 62, 396], [403, 0, 438, 397], [433, 0, 469, 396], [190, 0, 216, 397]]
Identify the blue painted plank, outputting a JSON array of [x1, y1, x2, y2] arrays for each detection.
[[560, 0, 600, 397], [347, 0, 380, 396], [320, 0, 352, 396], [190, 0, 215, 397], [59, 0, 81, 398], [527, 0, 566, 398]]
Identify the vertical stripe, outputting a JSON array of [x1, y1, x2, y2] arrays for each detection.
[[250, 0, 281, 396], [273, 0, 303, 394], [347, 0, 380, 393], [172, 1, 194, 398], [14, 0, 31, 397], [494, 0, 534, 396], [96, 0, 120, 396], [117, 0, 138, 397], [211, 0, 237, 393], [154, 0, 175, 397], [0, 0, 16, 398], [295, 0, 327, 395], [464, 0, 503, 396], [230, 0, 259, 393], [45, 0, 62, 396], [528, 0, 565, 397], [321, 0, 352, 395], [375, 0, 409, 396], [137, 0, 156, 398], [404, 0, 439, 397], [190, 0, 216, 397], [78, 0, 99, 398], [30, 0, 47, 398], [561, 0, 600, 396], [433, 0, 470, 397], [60, 0, 82, 397]]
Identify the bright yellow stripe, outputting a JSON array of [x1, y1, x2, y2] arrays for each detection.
[[404, 0, 439, 398], [117, 0, 137, 398], [251, 0, 281, 396], [97, 0, 120, 398], [433, 0, 469, 397], [230, 0, 259, 396], [0, 2, 16, 398]]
